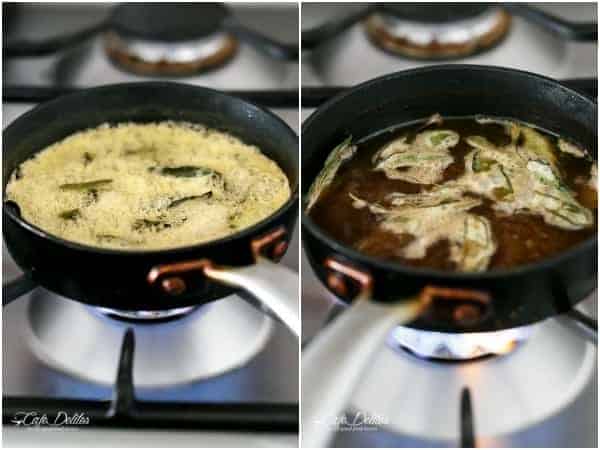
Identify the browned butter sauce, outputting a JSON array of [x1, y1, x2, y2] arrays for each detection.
[[309, 118, 597, 271]]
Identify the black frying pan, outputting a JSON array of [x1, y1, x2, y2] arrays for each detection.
[[2, 82, 299, 336], [300, 65, 597, 446]]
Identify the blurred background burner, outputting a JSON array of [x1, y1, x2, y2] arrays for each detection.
[[364, 3, 511, 59], [389, 325, 534, 360], [104, 3, 238, 75]]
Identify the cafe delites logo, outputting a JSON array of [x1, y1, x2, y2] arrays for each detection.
[[313, 411, 390, 432], [11, 411, 91, 428]]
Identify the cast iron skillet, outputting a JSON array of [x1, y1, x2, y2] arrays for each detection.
[[3, 82, 299, 336], [301, 65, 597, 446]]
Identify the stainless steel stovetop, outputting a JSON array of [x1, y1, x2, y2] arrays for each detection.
[[300, 2, 597, 448], [301, 2, 597, 87], [3, 2, 298, 447]]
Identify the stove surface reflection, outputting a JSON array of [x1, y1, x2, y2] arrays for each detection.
[[3, 286, 298, 404]]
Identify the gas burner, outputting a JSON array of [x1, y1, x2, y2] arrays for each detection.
[[26, 289, 273, 387], [104, 3, 238, 75], [364, 5, 511, 60], [350, 318, 596, 444], [389, 325, 533, 360], [94, 305, 198, 322]]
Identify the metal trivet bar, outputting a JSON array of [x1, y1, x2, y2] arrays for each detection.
[[567, 309, 598, 333], [3, 329, 298, 432], [2, 86, 299, 109], [301, 79, 598, 108], [460, 387, 475, 448]]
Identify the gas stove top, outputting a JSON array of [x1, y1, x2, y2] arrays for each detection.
[[302, 260, 597, 448], [301, 2, 597, 87], [3, 2, 298, 447], [300, 2, 597, 448], [3, 2, 298, 89], [308, 293, 597, 448]]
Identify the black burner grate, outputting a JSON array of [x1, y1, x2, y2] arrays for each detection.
[[2, 86, 298, 109], [3, 328, 298, 431], [460, 387, 475, 447]]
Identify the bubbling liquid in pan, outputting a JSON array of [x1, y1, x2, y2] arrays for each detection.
[[308, 116, 597, 272], [5, 122, 291, 250]]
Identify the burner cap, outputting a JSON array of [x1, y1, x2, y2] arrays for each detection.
[[379, 3, 492, 24], [364, 7, 511, 60], [110, 2, 230, 42], [104, 2, 237, 76], [389, 325, 533, 360]]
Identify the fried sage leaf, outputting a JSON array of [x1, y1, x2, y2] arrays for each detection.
[[58, 208, 81, 220], [83, 152, 94, 165], [589, 164, 598, 190], [151, 166, 218, 178], [528, 161, 594, 230], [60, 179, 112, 190], [519, 126, 558, 171], [96, 234, 145, 247], [373, 130, 458, 184], [416, 113, 443, 132], [348, 191, 496, 272], [463, 133, 593, 230], [167, 192, 212, 209], [557, 139, 588, 159], [306, 136, 356, 212], [472, 151, 495, 172], [123, 146, 155, 156], [14, 165, 23, 180], [456, 214, 496, 272], [132, 219, 173, 232], [475, 117, 521, 143], [420, 130, 460, 150]]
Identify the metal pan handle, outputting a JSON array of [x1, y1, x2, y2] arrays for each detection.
[[203, 256, 300, 337], [148, 226, 299, 338], [302, 298, 422, 446], [302, 258, 423, 447]]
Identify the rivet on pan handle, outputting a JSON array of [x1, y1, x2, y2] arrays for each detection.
[[147, 226, 289, 296], [147, 226, 299, 337], [323, 257, 491, 327], [147, 259, 213, 296], [324, 257, 373, 301], [419, 285, 492, 327], [250, 226, 288, 261]]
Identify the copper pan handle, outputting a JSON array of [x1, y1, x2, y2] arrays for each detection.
[[302, 257, 490, 448], [148, 227, 299, 338]]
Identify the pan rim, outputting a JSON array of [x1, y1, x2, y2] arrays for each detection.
[[3, 81, 299, 256], [301, 64, 597, 281]]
